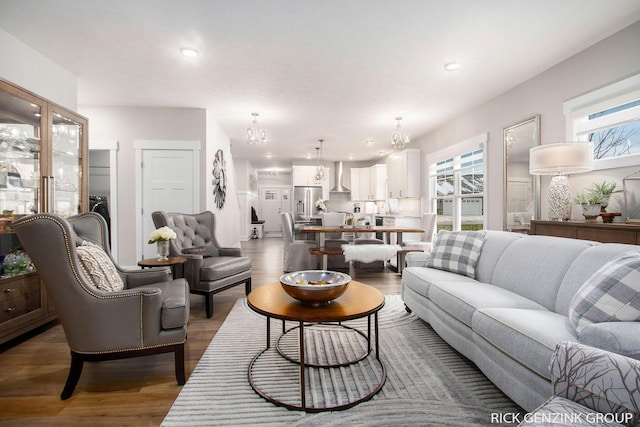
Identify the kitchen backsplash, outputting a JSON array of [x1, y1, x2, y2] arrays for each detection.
[[326, 192, 420, 216]]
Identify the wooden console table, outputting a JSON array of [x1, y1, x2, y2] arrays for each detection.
[[530, 220, 640, 245]]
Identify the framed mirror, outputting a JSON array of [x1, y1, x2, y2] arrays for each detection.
[[503, 114, 541, 231]]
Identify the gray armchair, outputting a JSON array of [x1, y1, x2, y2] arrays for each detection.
[[521, 342, 640, 426], [281, 212, 318, 272], [152, 211, 252, 318], [12, 212, 189, 400]]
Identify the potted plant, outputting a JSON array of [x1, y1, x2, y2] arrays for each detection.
[[574, 191, 605, 222], [588, 181, 621, 212]]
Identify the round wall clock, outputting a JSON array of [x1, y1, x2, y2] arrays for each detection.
[[212, 149, 227, 209]]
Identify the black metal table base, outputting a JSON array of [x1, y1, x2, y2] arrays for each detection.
[[248, 314, 386, 412]]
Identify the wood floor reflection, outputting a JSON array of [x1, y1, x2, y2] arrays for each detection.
[[0, 236, 402, 426]]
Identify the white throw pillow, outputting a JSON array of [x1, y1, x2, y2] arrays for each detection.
[[427, 230, 486, 278], [569, 251, 640, 333], [76, 241, 124, 292]]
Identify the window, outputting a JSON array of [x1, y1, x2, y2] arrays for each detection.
[[429, 134, 486, 232], [565, 74, 640, 169]]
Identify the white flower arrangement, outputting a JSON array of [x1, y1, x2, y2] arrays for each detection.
[[148, 226, 177, 244], [315, 199, 327, 211]]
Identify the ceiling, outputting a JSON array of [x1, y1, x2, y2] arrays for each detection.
[[1, 1, 639, 173]]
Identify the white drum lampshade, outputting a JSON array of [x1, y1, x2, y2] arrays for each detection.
[[529, 142, 593, 221]]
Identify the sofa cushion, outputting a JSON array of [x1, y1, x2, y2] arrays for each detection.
[[200, 256, 252, 281], [472, 307, 577, 379], [402, 266, 479, 299], [429, 280, 547, 327], [489, 236, 595, 311], [569, 251, 640, 333], [579, 322, 640, 360], [427, 230, 486, 278], [76, 241, 124, 292]]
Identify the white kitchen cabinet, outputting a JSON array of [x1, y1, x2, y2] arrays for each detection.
[[387, 148, 420, 199], [349, 167, 369, 201], [350, 165, 386, 201], [369, 164, 387, 201]]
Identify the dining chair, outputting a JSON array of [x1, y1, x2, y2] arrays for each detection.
[[281, 212, 318, 272], [320, 212, 350, 270], [402, 213, 437, 252]]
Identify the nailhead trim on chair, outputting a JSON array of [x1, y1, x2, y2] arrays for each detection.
[[14, 214, 161, 348]]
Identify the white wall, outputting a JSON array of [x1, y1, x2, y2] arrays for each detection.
[[413, 20, 640, 229], [204, 111, 241, 248], [0, 28, 77, 110], [78, 106, 207, 265]]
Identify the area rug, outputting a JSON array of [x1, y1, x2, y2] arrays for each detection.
[[162, 295, 523, 426]]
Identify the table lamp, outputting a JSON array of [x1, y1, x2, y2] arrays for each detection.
[[529, 142, 593, 221]]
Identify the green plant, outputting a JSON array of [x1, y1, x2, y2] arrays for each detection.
[[589, 181, 621, 196], [574, 191, 605, 205]]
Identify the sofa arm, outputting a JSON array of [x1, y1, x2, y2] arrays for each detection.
[[119, 266, 171, 288], [405, 251, 432, 268], [550, 341, 640, 425], [219, 247, 242, 257], [182, 254, 203, 289]]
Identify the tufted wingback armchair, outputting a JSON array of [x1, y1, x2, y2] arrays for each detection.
[[12, 212, 189, 399], [152, 211, 252, 318]]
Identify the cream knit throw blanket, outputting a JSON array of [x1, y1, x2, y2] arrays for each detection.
[[341, 244, 401, 263]]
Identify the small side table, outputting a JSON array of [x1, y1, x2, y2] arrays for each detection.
[[137, 256, 187, 280]]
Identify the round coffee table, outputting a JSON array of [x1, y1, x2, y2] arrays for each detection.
[[247, 280, 386, 412]]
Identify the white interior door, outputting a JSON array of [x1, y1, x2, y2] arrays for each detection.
[[141, 149, 196, 259], [260, 187, 289, 233]]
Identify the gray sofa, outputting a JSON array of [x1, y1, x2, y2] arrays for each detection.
[[401, 230, 640, 412]]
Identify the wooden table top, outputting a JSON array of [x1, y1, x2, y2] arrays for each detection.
[[247, 281, 385, 323], [299, 225, 423, 233], [137, 256, 187, 268]]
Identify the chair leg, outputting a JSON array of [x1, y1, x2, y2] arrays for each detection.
[[205, 292, 214, 318], [61, 351, 84, 400], [245, 278, 252, 296], [174, 343, 186, 385]]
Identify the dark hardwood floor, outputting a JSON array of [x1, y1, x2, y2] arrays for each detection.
[[0, 236, 402, 426]]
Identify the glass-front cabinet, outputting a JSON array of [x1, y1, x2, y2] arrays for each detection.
[[0, 78, 88, 344]]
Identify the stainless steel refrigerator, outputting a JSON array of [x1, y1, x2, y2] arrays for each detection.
[[293, 186, 323, 221]]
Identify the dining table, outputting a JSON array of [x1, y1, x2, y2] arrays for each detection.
[[298, 224, 424, 270]]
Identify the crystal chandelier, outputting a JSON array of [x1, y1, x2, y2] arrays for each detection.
[[391, 116, 410, 149], [313, 139, 325, 183], [246, 112, 267, 145]]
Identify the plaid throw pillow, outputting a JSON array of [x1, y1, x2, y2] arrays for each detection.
[[569, 251, 640, 333], [427, 230, 486, 278]]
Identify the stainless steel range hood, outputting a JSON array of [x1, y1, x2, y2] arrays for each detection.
[[330, 161, 350, 193]]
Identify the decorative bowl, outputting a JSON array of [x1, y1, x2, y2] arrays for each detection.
[[279, 270, 351, 304]]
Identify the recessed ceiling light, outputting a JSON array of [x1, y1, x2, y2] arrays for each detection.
[[348, 155, 354, 160], [444, 62, 461, 71], [365, 139, 374, 146], [265, 153, 272, 158], [180, 47, 199, 58]]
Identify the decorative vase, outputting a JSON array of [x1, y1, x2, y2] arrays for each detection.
[[581, 204, 601, 223], [157, 240, 170, 261]]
